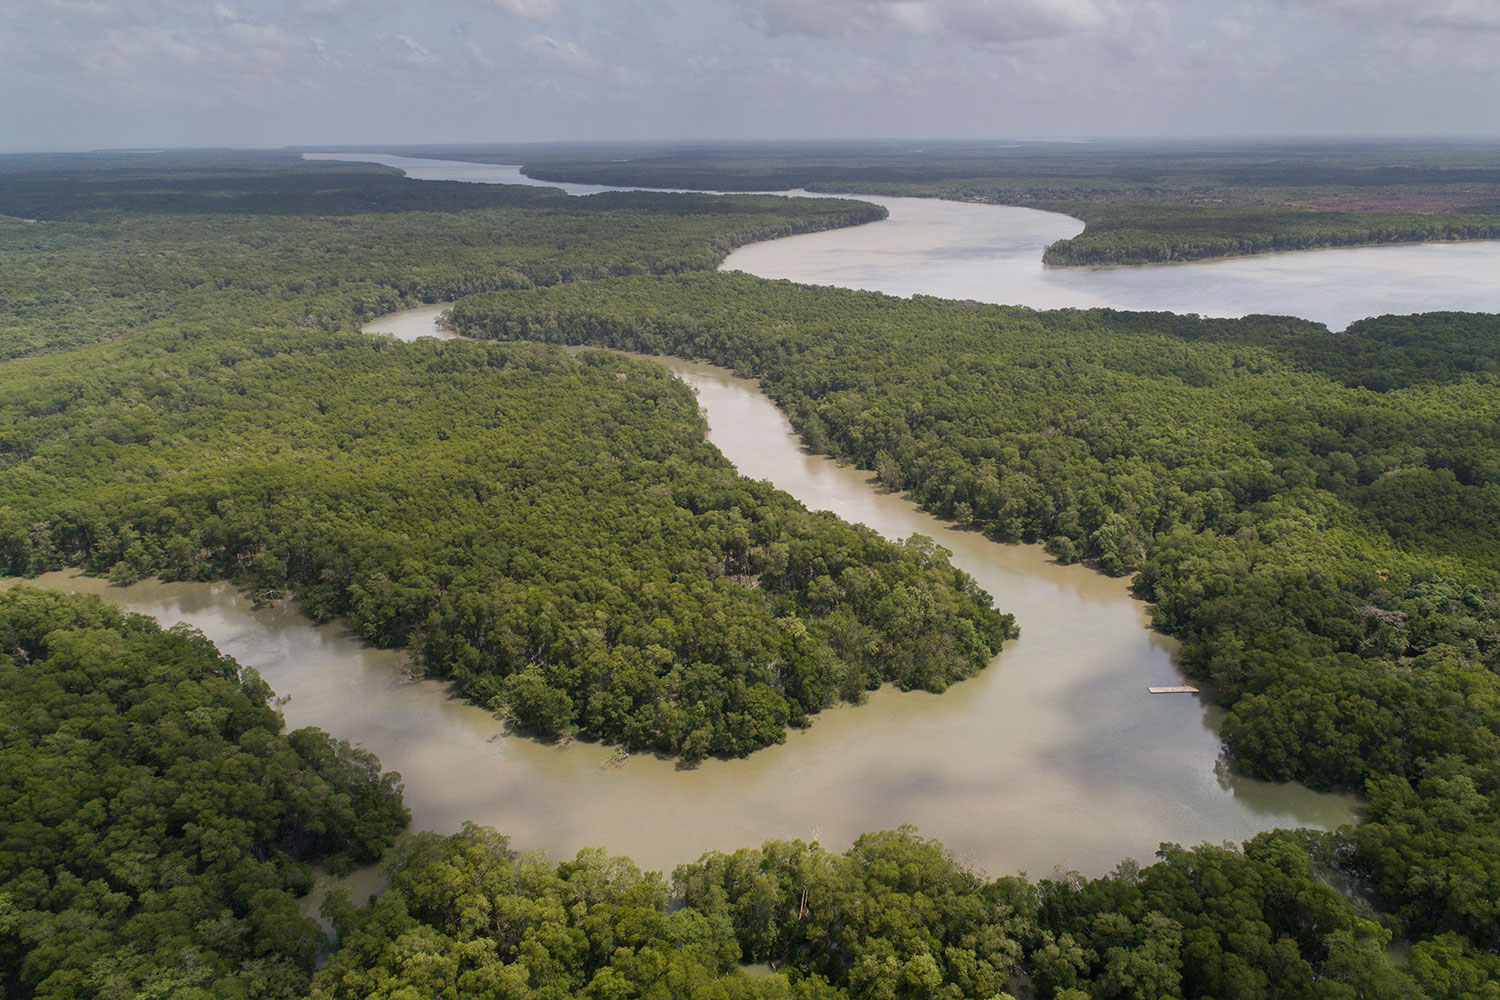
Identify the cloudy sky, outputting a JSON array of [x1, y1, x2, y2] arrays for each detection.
[[3, 0, 1499, 151]]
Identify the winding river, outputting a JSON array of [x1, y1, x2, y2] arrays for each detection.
[[35, 148, 1489, 881], [11, 314, 1360, 882]]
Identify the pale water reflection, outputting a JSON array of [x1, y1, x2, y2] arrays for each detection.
[[361, 302, 455, 341], [10, 308, 1361, 878], [309, 151, 1500, 331], [302, 153, 665, 197], [722, 201, 1500, 333]]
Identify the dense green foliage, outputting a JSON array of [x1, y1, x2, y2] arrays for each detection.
[[0, 328, 1009, 760], [0, 155, 997, 764], [0, 155, 882, 359], [311, 824, 828, 1000], [433, 137, 1500, 199], [447, 272, 1500, 956], [1040, 204, 1500, 264], [0, 155, 555, 220], [311, 824, 1431, 1000], [0, 587, 408, 999], [1208, 310, 1500, 391]]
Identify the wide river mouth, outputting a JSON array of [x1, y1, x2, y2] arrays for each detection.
[[305, 151, 1500, 331]]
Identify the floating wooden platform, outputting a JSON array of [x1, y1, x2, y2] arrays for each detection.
[[1147, 685, 1200, 694]]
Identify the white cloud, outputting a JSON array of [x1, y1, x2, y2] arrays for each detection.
[[1286, 0, 1500, 74], [35, 0, 122, 18], [515, 74, 591, 102], [519, 33, 600, 73], [18, 0, 156, 27], [1291, 0, 1500, 32], [486, 0, 564, 23], [379, 32, 441, 66], [612, 65, 651, 89], [224, 19, 308, 53], [297, 0, 355, 15], [1213, 5, 1261, 41], [3, 0, 1500, 149], [463, 40, 495, 67], [516, 30, 649, 92], [732, 0, 1147, 45]]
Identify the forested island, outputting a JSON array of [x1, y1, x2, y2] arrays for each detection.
[[366, 138, 1500, 266], [1037, 204, 1500, 265], [3, 150, 1500, 998]]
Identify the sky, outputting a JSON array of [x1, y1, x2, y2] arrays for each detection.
[[3, 0, 1500, 151]]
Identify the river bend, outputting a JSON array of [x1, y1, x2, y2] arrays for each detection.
[[8, 313, 1360, 879], [12, 151, 1417, 877], [305, 151, 1500, 330]]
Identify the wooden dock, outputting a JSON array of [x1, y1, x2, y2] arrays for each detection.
[[1147, 685, 1200, 694]]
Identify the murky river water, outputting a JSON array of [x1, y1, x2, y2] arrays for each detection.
[[306, 151, 1500, 330], [8, 307, 1360, 879]]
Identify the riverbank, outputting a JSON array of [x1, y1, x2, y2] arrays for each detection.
[[1038, 201, 1500, 267]]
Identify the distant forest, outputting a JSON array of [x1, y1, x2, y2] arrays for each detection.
[[0, 151, 883, 359], [364, 138, 1500, 265]]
